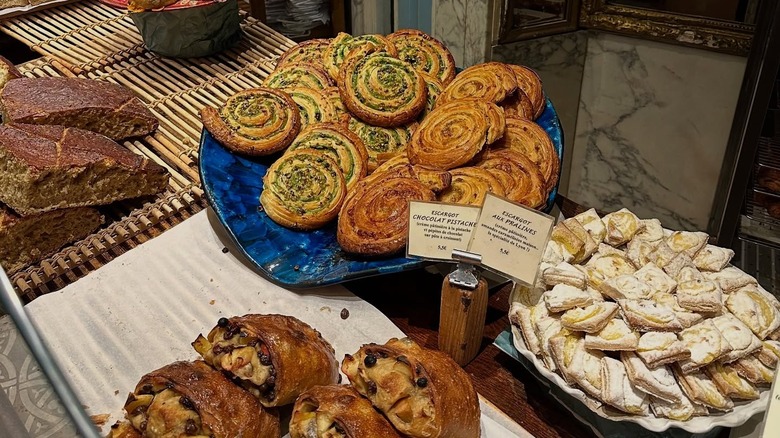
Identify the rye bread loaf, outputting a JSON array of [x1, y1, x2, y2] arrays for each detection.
[[0, 205, 101, 274], [0, 77, 158, 140], [0, 55, 20, 96], [0, 123, 169, 215]]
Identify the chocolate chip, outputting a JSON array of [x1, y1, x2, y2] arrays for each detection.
[[217, 317, 229, 327], [184, 419, 198, 435], [139, 384, 153, 395], [416, 377, 428, 388], [340, 308, 349, 319], [367, 381, 377, 394], [338, 374, 343, 384], [266, 376, 276, 387], [396, 355, 410, 365], [334, 423, 345, 434], [266, 390, 276, 400], [239, 331, 247, 338], [179, 396, 195, 410], [130, 405, 147, 416], [259, 354, 272, 366], [139, 421, 147, 432], [364, 354, 377, 367], [269, 366, 276, 376]]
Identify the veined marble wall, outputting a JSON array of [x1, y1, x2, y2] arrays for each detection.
[[350, 0, 392, 35], [432, 0, 490, 66]]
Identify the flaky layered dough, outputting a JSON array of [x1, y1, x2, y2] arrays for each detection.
[[286, 86, 337, 129], [192, 314, 340, 407], [290, 385, 403, 438], [200, 88, 300, 156], [277, 39, 332, 68], [337, 177, 435, 256], [508, 64, 545, 119], [476, 149, 546, 208], [501, 89, 535, 119], [323, 86, 350, 121], [492, 117, 559, 191], [419, 72, 444, 120], [286, 123, 368, 192], [408, 98, 505, 170], [387, 29, 456, 85], [437, 62, 517, 106], [346, 116, 416, 171], [342, 338, 481, 438], [260, 149, 346, 230], [263, 62, 334, 90], [112, 361, 279, 438], [349, 155, 450, 206], [339, 47, 427, 127], [324, 33, 399, 80], [438, 166, 506, 206]]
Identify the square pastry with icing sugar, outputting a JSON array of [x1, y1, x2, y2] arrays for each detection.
[[676, 278, 723, 314], [726, 286, 780, 339], [572, 208, 606, 244], [626, 238, 655, 269], [650, 291, 703, 329], [549, 329, 584, 385], [650, 394, 707, 422], [619, 299, 682, 333], [585, 253, 636, 289], [674, 367, 734, 412], [635, 332, 690, 368], [602, 208, 644, 246], [712, 314, 762, 363], [705, 362, 760, 401], [633, 218, 665, 245], [703, 266, 757, 293], [561, 301, 619, 333], [693, 245, 734, 272], [543, 284, 592, 313], [665, 231, 709, 258], [621, 351, 685, 404], [561, 218, 598, 263], [600, 356, 650, 415], [678, 320, 734, 373], [550, 222, 584, 264], [757, 340, 780, 368], [633, 263, 676, 296], [601, 274, 653, 301], [509, 302, 543, 356], [542, 262, 587, 289], [585, 318, 640, 351]]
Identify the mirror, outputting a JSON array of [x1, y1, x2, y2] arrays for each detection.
[[495, 0, 581, 44]]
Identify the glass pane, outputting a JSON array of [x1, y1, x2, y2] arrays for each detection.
[[506, 0, 569, 31]]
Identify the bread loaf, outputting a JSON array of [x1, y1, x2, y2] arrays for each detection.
[[0, 77, 158, 140], [0, 55, 20, 96], [0, 205, 101, 274], [0, 123, 169, 215]]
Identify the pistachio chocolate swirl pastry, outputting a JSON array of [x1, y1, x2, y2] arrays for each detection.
[[286, 86, 337, 129], [337, 177, 435, 255], [263, 62, 334, 90], [347, 116, 416, 171], [290, 385, 403, 438], [259, 149, 346, 230], [476, 149, 546, 208], [386, 29, 456, 85], [324, 32, 399, 80], [419, 72, 444, 120], [438, 166, 506, 206], [108, 361, 280, 438], [342, 338, 481, 438], [277, 38, 332, 68], [491, 117, 559, 191], [508, 64, 545, 119], [193, 314, 340, 407], [339, 47, 427, 127], [323, 86, 350, 121], [200, 88, 300, 156], [408, 98, 505, 170], [437, 62, 517, 107], [286, 123, 368, 192]]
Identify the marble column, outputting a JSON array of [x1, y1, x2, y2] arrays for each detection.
[[432, 0, 491, 67]]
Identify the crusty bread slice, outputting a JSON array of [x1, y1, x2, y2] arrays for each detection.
[[0, 55, 21, 98], [0, 123, 169, 215], [0, 204, 101, 274]]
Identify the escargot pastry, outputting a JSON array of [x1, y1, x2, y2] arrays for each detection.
[[491, 117, 559, 191], [475, 149, 546, 208], [501, 89, 535, 119], [408, 98, 505, 170], [289, 385, 403, 438], [342, 338, 481, 438], [192, 314, 340, 407], [108, 361, 280, 438], [419, 72, 444, 120], [286, 86, 337, 128], [263, 62, 334, 90], [346, 116, 416, 171], [438, 166, 506, 206], [324, 32, 398, 80], [507, 64, 545, 119], [337, 177, 435, 256], [357, 153, 451, 197], [260, 149, 346, 230], [277, 39, 332, 68], [338, 47, 427, 127], [285, 123, 368, 192], [200, 88, 300, 156], [323, 87, 350, 121], [386, 29, 456, 85], [437, 62, 517, 106]]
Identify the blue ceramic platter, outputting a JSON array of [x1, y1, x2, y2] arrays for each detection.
[[199, 97, 564, 288]]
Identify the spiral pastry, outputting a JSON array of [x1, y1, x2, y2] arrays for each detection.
[[492, 117, 559, 191], [476, 149, 546, 208], [438, 167, 506, 207], [260, 149, 347, 230], [361, 153, 451, 194], [347, 116, 416, 171], [200, 88, 300, 156], [437, 62, 517, 107], [285, 87, 337, 128], [387, 29, 456, 85], [420, 72, 443, 120], [509, 64, 545, 119], [322, 86, 349, 121], [502, 89, 535, 119], [408, 99, 505, 170], [285, 123, 368, 192], [277, 38, 331, 68], [262, 62, 334, 90], [337, 177, 435, 256], [339, 47, 427, 127], [323, 32, 399, 80]]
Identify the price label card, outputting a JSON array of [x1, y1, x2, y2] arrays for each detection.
[[406, 201, 481, 261], [468, 193, 554, 285]]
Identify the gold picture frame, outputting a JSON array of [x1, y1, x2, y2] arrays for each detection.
[[493, 0, 581, 45], [579, 0, 754, 55]]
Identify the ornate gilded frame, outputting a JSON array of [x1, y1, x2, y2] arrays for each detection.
[[493, 0, 581, 45], [579, 0, 754, 55]]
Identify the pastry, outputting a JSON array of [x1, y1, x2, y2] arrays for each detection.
[[437, 62, 517, 106], [125, 0, 177, 10], [618, 299, 682, 332], [585, 319, 639, 351], [193, 314, 340, 407], [342, 338, 481, 438], [600, 357, 650, 415], [0, 77, 158, 140], [601, 275, 652, 300], [597, 243, 627, 258], [360, 153, 451, 193], [338, 47, 426, 127], [549, 329, 584, 384], [535, 311, 563, 371], [626, 238, 654, 269], [0, 123, 168, 215], [635, 332, 690, 368], [475, 149, 546, 208], [323, 87, 349, 121], [561, 218, 597, 263], [201, 87, 301, 156], [289, 385, 403, 438], [109, 361, 280, 438], [276, 38, 332, 68], [621, 352, 684, 403], [509, 302, 542, 356], [285, 123, 368, 192], [633, 263, 676, 295], [346, 117, 416, 171], [409, 98, 505, 170], [731, 355, 776, 385], [674, 366, 734, 411], [758, 166, 780, 194], [705, 362, 760, 400], [263, 62, 334, 90], [676, 279, 723, 314], [568, 342, 606, 399], [757, 340, 780, 368], [633, 218, 664, 245], [543, 240, 569, 265], [260, 150, 346, 230], [337, 177, 435, 255], [438, 166, 505, 206], [323, 33, 398, 80], [661, 252, 695, 279], [692, 244, 734, 272], [703, 266, 757, 293], [586, 253, 637, 288], [666, 231, 709, 258], [726, 286, 780, 339], [0, 55, 20, 94], [649, 394, 706, 422], [386, 29, 456, 85], [560, 301, 619, 333], [544, 284, 593, 313], [419, 72, 444, 119], [572, 208, 607, 243], [507, 64, 545, 119], [550, 222, 584, 263], [490, 117, 559, 191], [602, 208, 643, 246], [650, 291, 703, 329], [648, 241, 677, 269], [676, 266, 704, 283], [678, 320, 734, 372], [501, 89, 535, 119], [543, 262, 588, 289], [285, 86, 337, 128]]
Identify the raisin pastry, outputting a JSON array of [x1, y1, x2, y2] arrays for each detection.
[[678, 320, 734, 373], [561, 302, 619, 334], [600, 357, 650, 415], [635, 332, 690, 368], [585, 319, 640, 351]]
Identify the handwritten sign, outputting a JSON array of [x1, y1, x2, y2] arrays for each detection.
[[407, 201, 481, 261], [468, 193, 554, 285]]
